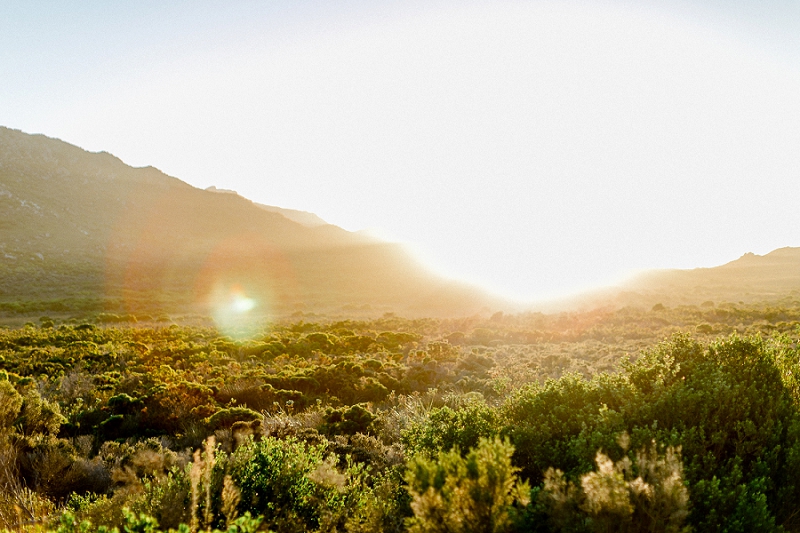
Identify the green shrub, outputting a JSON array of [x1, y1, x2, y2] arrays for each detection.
[[0, 379, 23, 428], [541, 437, 689, 533], [227, 436, 325, 531], [404, 437, 530, 533], [346, 468, 411, 533], [17, 386, 67, 437], [320, 404, 376, 436], [502, 372, 634, 483], [625, 335, 796, 531], [402, 399, 501, 457], [205, 408, 261, 432], [107, 394, 144, 415]]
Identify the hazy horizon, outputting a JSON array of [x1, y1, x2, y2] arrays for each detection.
[[4, 1, 800, 302]]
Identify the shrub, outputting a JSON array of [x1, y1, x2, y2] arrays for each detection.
[[320, 404, 376, 436], [542, 437, 689, 533], [402, 399, 501, 458], [346, 469, 411, 533], [17, 386, 67, 437], [205, 408, 261, 432], [0, 379, 23, 428], [227, 436, 325, 532], [625, 335, 797, 530], [502, 372, 634, 483], [404, 437, 530, 533]]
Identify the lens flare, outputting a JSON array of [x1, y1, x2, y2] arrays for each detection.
[[208, 282, 265, 339], [232, 292, 256, 313]]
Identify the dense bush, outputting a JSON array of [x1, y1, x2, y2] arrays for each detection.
[[227, 437, 325, 531], [402, 398, 500, 458], [404, 437, 530, 533], [2, 308, 800, 531], [501, 334, 800, 532], [541, 437, 690, 533]]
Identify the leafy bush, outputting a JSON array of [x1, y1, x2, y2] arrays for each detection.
[[502, 372, 634, 483], [404, 437, 530, 533], [402, 399, 501, 458], [0, 378, 23, 428], [227, 436, 326, 532], [320, 404, 376, 436], [205, 408, 261, 432], [542, 436, 689, 533]]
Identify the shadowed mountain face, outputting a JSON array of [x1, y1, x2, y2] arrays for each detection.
[[0, 127, 502, 317]]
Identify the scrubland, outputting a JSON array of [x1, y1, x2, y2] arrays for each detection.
[[2, 301, 800, 532]]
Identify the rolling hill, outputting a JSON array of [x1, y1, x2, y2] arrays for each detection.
[[557, 247, 800, 311], [0, 126, 504, 318]]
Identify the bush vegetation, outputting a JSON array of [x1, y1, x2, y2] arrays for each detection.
[[2, 302, 800, 531]]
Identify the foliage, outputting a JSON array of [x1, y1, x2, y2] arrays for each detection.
[[404, 437, 530, 533], [226, 437, 325, 532], [3, 308, 800, 531], [542, 436, 689, 533], [320, 404, 376, 436], [402, 398, 500, 458]]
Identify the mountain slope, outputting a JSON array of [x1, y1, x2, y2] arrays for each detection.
[[556, 247, 800, 311], [0, 127, 503, 317], [629, 247, 800, 303]]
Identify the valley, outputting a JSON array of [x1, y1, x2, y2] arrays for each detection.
[[3, 127, 800, 532]]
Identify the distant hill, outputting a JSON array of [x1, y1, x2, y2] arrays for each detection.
[[253, 203, 330, 228], [205, 186, 330, 228], [553, 247, 800, 311], [0, 126, 504, 317], [6, 126, 798, 320]]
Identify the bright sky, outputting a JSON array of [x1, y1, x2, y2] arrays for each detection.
[[3, 0, 800, 302]]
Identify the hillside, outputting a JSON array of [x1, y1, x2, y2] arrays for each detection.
[[0, 127, 503, 317], [627, 248, 800, 301], [556, 247, 800, 311]]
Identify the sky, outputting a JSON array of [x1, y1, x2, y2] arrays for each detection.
[[3, 0, 800, 303]]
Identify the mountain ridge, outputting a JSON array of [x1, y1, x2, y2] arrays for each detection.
[[0, 126, 505, 317], [545, 246, 800, 312], [4, 125, 800, 319]]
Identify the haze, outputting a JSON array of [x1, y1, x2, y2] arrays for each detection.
[[3, 0, 800, 302]]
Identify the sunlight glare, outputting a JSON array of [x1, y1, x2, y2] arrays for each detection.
[[208, 282, 264, 339], [23, 1, 800, 303]]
